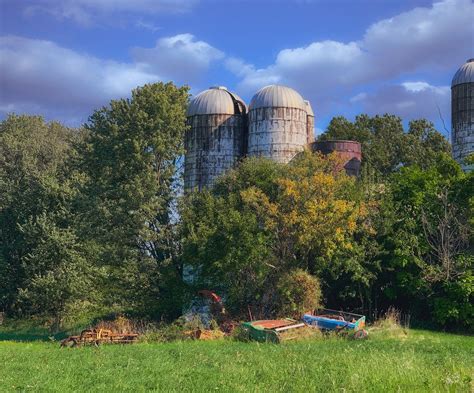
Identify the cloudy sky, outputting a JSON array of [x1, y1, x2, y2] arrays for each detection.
[[1, 0, 473, 135]]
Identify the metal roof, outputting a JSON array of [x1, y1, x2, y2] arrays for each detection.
[[452, 58, 474, 87], [304, 100, 314, 117], [187, 87, 246, 116], [249, 85, 307, 111]]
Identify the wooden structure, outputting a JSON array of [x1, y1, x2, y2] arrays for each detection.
[[60, 328, 138, 347]]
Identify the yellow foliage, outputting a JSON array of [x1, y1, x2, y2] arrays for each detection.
[[239, 152, 369, 264]]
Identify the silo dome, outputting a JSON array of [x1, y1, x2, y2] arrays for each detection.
[[187, 86, 246, 116], [248, 84, 311, 163], [249, 85, 307, 111], [184, 87, 247, 192], [451, 58, 474, 87], [451, 58, 474, 172]]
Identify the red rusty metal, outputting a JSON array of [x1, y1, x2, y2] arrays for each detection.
[[197, 290, 222, 304], [252, 319, 296, 329], [311, 140, 362, 176], [60, 328, 139, 347]]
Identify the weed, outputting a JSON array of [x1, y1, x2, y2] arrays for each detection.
[[369, 307, 409, 339]]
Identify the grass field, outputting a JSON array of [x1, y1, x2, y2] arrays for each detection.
[[0, 327, 472, 392]]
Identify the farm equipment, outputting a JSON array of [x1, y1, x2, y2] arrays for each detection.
[[60, 328, 139, 347], [302, 308, 368, 339], [197, 290, 226, 320], [241, 319, 306, 343], [196, 290, 237, 334], [181, 290, 237, 340]]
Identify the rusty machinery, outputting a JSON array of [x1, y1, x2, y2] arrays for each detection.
[[60, 328, 138, 347]]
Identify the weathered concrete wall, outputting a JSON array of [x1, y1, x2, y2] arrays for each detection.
[[452, 82, 474, 171], [311, 140, 362, 176], [184, 113, 246, 192], [307, 114, 315, 144], [248, 107, 308, 163]]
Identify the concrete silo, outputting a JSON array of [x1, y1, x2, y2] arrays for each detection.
[[185, 86, 247, 192], [304, 100, 315, 144], [311, 140, 362, 176], [248, 85, 310, 163], [452, 58, 474, 171]]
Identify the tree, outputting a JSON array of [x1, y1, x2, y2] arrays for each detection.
[[320, 115, 450, 176], [0, 114, 93, 323], [421, 189, 470, 282], [381, 154, 473, 328], [79, 82, 189, 317], [181, 152, 370, 317], [15, 213, 96, 329]]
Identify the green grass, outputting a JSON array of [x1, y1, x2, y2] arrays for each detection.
[[0, 329, 472, 392]]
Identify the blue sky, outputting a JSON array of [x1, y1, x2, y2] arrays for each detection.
[[1, 0, 473, 136]]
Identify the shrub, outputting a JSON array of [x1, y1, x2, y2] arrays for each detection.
[[276, 269, 322, 318], [139, 316, 206, 343], [432, 271, 474, 331]]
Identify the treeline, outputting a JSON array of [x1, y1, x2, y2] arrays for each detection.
[[0, 82, 472, 331]]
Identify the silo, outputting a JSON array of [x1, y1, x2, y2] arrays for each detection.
[[185, 86, 247, 192], [451, 58, 474, 171], [311, 140, 362, 176], [304, 100, 315, 144], [248, 85, 309, 163]]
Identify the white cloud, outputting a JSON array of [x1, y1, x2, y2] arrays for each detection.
[[132, 34, 224, 85], [135, 20, 161, 33], [361, 0, 471, 75], [0, 33, 221, 124], [350, 82, 450, 122], [225, 57, 257, 78], [0, 36, 157, 115], [350, 93, 368, 103], [230, 0, 472, 122], [23, 0, 198, 25]]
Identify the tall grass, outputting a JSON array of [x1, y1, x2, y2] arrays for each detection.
[[0, 328, 472, 392], [369, 307, 409, 340]]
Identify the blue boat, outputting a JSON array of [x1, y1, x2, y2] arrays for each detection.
[[302, 309, 367, 334]]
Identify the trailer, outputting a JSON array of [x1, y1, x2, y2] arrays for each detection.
[[241, 319, 306, 343], [302, 309, 368, 339]]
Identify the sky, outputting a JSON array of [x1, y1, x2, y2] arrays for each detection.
[[0, 0, 473, 137]]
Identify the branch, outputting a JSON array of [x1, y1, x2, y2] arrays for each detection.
[[436, 102, 450, 139]]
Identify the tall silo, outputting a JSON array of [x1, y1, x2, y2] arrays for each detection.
[[452, 58, 474, 171], [304, 100, 315, 144], [248, 85, 310, 163], [185, 86, 247, 192]]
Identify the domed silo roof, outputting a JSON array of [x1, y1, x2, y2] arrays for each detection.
[[452, 58, 474, 87], [304, 100, 314, 117], [249, 85, 306, 111], [187, 86, 246, 116]]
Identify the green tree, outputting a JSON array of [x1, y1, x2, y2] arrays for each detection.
[[15, 213, 96, 329], [320, 115, 450, 176], [380, 154, 473, 328], [79, 82, 189, 317], [0, 114, 93, 324], [181, 152, 369, 317]]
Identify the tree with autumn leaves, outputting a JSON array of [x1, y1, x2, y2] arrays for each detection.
[[180, 151, 372, 318], [1, 83, 470, 330]]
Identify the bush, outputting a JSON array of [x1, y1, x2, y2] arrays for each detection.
[[432, 272, 474, 331], [276, 269, 322, 318], [139, 316, 206, 343]]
